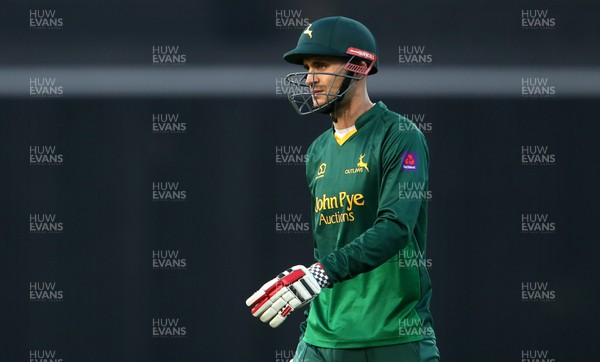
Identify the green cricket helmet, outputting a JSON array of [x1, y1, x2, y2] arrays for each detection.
[[283, 16, 379, 115]]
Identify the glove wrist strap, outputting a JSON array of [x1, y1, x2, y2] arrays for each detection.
[[308, 263, 331, 289]]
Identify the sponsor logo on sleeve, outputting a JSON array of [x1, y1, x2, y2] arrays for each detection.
[[401, 152, 417, 172]]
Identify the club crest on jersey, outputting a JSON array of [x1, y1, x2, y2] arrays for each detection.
[[344, 154, 369, 174], [315, 162, 326, 179], [402, 152, 418, 172]]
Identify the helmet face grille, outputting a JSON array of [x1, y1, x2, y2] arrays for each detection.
[[284, 57, 365, 116]]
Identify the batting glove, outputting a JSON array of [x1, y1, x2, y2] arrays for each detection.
[[245, 263, 330, 328]]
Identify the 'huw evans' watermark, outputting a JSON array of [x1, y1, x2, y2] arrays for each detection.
[[275, 214, 310, 233], [521, 10, 556, 30], [152, 182, 187, 201], [521, 350, 556, 362], [275, 146, 307, 165], [400, 114, 432, 134], [521, 282, 556, 302], [521, 213, 556, 234], [29, 350, 63, 362], [29, 78, 63, 97], [152, 318, 187, 338], [521, 77, 556, 97], [275, 10, 309, 29], [152, 46, 186, 65], [30, 145, 63, 165], [30, 213, 63, 234], [521, 146, 556, 166], [29, 10, 63, 30], [152, 113, 187, 134], [398, 45, 432, 66], [152, 250, 187, 270], [30, 281, 63, 302], [398, 318, 434, 337], [274, 350, 295, 362]]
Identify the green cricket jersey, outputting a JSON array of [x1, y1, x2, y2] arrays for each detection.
[[303, 102, 435, 348]]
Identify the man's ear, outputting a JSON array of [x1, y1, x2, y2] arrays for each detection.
[[357, 61, 369, 81], [351, 60, 371, 77]]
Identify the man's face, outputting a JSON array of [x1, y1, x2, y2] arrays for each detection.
[[302, 56, 347, 108]]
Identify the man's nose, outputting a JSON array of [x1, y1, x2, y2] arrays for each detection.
[[305, 71, 318, 87]]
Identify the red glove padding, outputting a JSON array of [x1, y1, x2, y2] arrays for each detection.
[[245, 264, 328, 328]]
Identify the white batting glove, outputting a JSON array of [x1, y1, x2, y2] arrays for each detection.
[[245, 263, 330, 328]]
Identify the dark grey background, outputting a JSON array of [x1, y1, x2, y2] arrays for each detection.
[[1, 0, 599, 66], [1, 1, 600, 361]]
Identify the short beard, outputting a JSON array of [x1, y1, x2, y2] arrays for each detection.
[[318, 101, 336, 115], [314, 72, 356, 118]]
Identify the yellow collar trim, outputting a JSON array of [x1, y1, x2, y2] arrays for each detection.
[[334, 128, 358, 146]]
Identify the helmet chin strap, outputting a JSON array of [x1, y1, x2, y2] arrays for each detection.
[[319, 72, 355, 122]]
